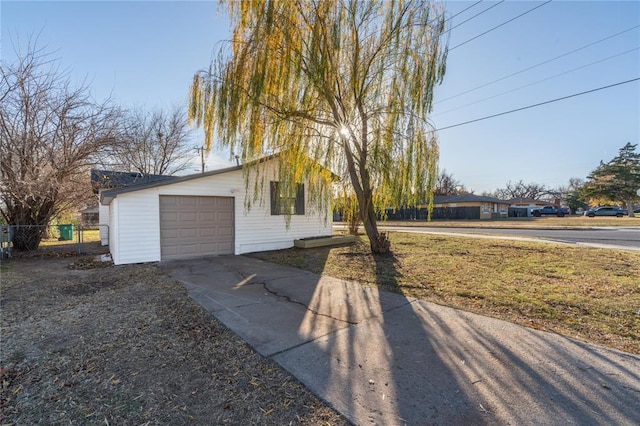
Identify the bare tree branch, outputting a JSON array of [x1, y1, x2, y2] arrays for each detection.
[[98, 106, 195, 175], [0, 42, 119, 249]]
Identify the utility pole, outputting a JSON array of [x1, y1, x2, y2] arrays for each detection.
[[194, 146, 205, 173], [231, 151, 240, 166]]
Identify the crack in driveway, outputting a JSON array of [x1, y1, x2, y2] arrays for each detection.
[[234, 270, 359, 325], [260, 280, 360, 325]]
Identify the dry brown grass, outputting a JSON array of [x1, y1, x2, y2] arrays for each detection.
[[0, 257, 348, 425], [250, 233, 640, 354]]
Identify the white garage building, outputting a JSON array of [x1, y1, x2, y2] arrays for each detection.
[[100, 157, 332, 265]]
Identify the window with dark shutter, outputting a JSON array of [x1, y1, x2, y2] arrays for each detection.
[[270, 181, 305, 215], [295, 184, 305, 215]]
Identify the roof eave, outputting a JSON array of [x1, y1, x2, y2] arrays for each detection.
[[99, 163, 244, 205], [98, 152, 337, 205]]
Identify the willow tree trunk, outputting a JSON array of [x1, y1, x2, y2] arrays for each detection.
[[358, 191, 390, 254], [343, 143, 390, 254]]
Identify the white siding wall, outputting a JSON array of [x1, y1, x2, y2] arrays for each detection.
[[114, 191, 161, 264], [99, 200, 110, 246], [108, 199, 119, 264], [107, 159, 332, 265]]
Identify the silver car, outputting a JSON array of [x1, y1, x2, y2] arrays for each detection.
[[585, 207, 628, 217]]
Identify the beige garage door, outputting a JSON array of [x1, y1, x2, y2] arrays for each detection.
[[160, 195, 234, 260]]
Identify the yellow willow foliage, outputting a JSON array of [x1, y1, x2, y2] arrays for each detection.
[[189, 0, 448, 227]]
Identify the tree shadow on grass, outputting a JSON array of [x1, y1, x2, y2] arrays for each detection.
[[371, 251, 403, 292]]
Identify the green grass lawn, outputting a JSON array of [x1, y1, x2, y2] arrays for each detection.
[[250, 233, 640, 354]]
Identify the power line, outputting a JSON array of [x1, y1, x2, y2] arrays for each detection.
[[449, 0, 553, 51], [437, 25, 640, 104], [434, 77, 640, 131], [427, 0, 484, 29], [434, 47, 640, 117], [448, 0, 485, 22], [444, 1, 502, 35]]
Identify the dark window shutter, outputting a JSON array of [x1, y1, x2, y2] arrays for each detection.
[[270, 181, 278, 215], [295, 184, 305, 215]]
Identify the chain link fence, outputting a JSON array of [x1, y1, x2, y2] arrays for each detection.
[[1, 224, 109, 259]]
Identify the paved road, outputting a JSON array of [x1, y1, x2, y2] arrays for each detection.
[[368, 226, 640, 251]]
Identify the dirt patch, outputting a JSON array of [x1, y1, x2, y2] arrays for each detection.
[[0, 257, 348, 425]]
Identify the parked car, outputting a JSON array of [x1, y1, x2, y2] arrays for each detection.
[[531, 205, 570, 217], [584, 206, 628, 217]]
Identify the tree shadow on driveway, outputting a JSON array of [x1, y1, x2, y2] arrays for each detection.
[[161, 251, 640, 425]]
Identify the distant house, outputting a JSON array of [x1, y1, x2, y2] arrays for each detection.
[[432, 194, 510, 220], [91, 170, 177, 245], [79, 206, 99, 226], [507, 197, 549, 217]]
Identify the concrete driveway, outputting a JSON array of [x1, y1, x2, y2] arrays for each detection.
[[161, 255, 640, 425]]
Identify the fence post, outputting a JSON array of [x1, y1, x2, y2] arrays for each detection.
[[8, 226, 14, 258], [0, 226, 5, 259], [0, 226, 15, 259]]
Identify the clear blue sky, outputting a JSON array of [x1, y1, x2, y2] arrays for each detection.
[[2, 1, 639, 193]]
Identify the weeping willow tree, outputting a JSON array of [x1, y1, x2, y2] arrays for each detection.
[[190, 0, 448, 254]]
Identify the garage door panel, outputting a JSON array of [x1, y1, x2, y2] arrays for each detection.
[[218, 227, 233, 237], [200, 198, 216, 207], [162, 228, 179, 239], [161, 196, 179, 207], [160, 211, 179, 222], [200, 211, 216, 221], [180, 228, 198, 238], [179, 197, 198, 208], [218, 211, 233, 221], [162, 246, 179, 256], [160, 195, 234, 260], [219, 242, 233, 252], [179, 211, 198, 222], [199, 227, 217, 237], [199, 242, 217, 252], [182, 243, 201, 253]]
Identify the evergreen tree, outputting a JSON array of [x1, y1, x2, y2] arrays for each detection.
[[583, 143, 640, 216]]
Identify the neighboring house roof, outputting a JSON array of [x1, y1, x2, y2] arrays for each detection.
[[91, 169, 176, 193], [507, 197, 547, 205], [433, 194, 510, 204], [80, 206, 99, 214]]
